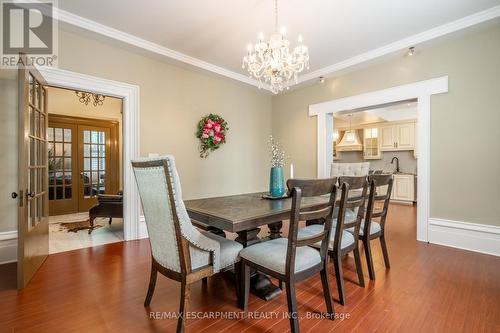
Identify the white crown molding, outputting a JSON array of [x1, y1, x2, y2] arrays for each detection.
[[40, 3, 260, 88], [38, 2, 500, 90], [299, 5, 500, 84]]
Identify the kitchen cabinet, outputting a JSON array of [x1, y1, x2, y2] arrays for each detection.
[[392, 174, 415, 202], [380, 121, 415, 151], [363, 127, 381, 159]]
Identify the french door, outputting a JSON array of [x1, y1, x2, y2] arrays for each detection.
[[48, 116, 119, 215], [17, 62, 49, 289], [78, 125, 112, 212]]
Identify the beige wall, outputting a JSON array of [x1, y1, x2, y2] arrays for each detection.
[[272, 24, 500, 226], [56, 29, 272, 200], [47, 86, 123, 189], [0, 73, 18, 232]]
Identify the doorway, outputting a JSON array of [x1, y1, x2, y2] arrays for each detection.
[[309, 76, 449, 242], [46, 87, 124, 254]]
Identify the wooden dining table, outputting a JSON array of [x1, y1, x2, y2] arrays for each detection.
[[184, 192, 330, 301]]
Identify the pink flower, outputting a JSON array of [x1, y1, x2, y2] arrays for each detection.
[[214, 136, 222, 142], [201, 133, 209, 139], [205, 122, 213, 129], [214, 124, 221, 133]]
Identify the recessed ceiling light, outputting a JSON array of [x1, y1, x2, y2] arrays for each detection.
[[407, 47, 415, 56]]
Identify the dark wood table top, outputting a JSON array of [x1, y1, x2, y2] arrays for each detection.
[[185, 192, 330, 233]]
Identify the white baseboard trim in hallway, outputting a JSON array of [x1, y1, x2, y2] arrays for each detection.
[[428, 218, 500, 257], [138, 216, 149, 239], [0, 231, 17, 265]]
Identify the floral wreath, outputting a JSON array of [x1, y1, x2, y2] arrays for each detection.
[[196, 114, 229, 158]]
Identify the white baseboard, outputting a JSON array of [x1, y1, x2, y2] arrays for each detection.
[[138, 216, 149, 239], [428, 218, 500, 257], [0, 231, 18, 264]]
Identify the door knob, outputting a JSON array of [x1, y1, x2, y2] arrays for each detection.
[[11, 192, 18, 199], [26, 191, 35, 198]]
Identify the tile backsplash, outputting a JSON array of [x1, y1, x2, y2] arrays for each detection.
[[335, 150, 417, 174]]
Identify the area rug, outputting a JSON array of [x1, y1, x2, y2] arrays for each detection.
[[58, 220, 103, 233], [50, 213, 107, 233]]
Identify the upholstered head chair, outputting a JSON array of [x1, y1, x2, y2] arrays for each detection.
[[132, 156, 242, 274], [330, 162, 370, 177], [132, 156, 243, 332]]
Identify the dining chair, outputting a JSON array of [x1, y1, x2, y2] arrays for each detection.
[[330, 162, 370, 178], [239, 178, 338, 333], [298, 176, 367, 305], [357, 174, 394, 280], [132, 156, 243, 333]]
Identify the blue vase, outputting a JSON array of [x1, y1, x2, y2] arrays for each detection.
[[269, 167, 285, 197]]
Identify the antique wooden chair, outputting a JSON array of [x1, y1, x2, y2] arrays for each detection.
[[132, 156, 243, 333], [358, 174, 394, 280], [299, 176, 367, 305], [239, 178, 338, 333]]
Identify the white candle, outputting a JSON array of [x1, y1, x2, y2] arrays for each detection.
[[290, 163, 294, 179]]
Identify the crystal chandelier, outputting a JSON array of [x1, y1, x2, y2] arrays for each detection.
[[75, 91, 106, 107], [242, 0, 309, 94]]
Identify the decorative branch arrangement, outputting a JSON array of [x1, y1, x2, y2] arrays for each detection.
[[268, 135, 286, 168], [196, 114, 229, 158]]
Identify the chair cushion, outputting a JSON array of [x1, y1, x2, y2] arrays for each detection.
[[191, 231, 243, 271], [347, 221, 382, 236], [298, 224, 355, 251], [239, 238, 322, 275]]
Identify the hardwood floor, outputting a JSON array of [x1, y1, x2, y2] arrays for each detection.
[[1, 204, 499, 332]]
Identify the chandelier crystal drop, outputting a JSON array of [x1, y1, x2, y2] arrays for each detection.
[[242, 0, 309, 94]]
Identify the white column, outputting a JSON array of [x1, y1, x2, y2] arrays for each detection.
[[417, 95, 430, 243], [316, 113, 333, 178]]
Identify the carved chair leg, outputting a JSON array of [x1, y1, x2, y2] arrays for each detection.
[[353, 246, 365, 287], [88, 217, 95, 234], [380, 235, 390, 268], [177, 281, 190, 333], [109, 217, 112, 225], [285, 282, 299, 333], [202, 277, 208, 285], [363, 238, 376, 280], [332, 252, 346, 305], [144, 263, 158, 307], [240, 263, 250, 310], [320, 266, 335, 319]]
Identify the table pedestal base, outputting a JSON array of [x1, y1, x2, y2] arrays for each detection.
[[234, 225, 282, 301]]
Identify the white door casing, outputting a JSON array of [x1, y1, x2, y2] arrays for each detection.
[[38, 67, 141, 241], [309, 76, 449, 242]]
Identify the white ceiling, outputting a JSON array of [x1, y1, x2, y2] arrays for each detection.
[[334, 102, 418, 128], [58, 0, 500, 85]]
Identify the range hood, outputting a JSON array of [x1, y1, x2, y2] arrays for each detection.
[[336, 130, 362, 151]]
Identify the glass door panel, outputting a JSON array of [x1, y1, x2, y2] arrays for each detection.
[[78, 125, 111, 212], [47, 123, 78, 215]]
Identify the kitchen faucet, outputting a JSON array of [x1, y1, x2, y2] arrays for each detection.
[[391, 156, 400, 173]]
